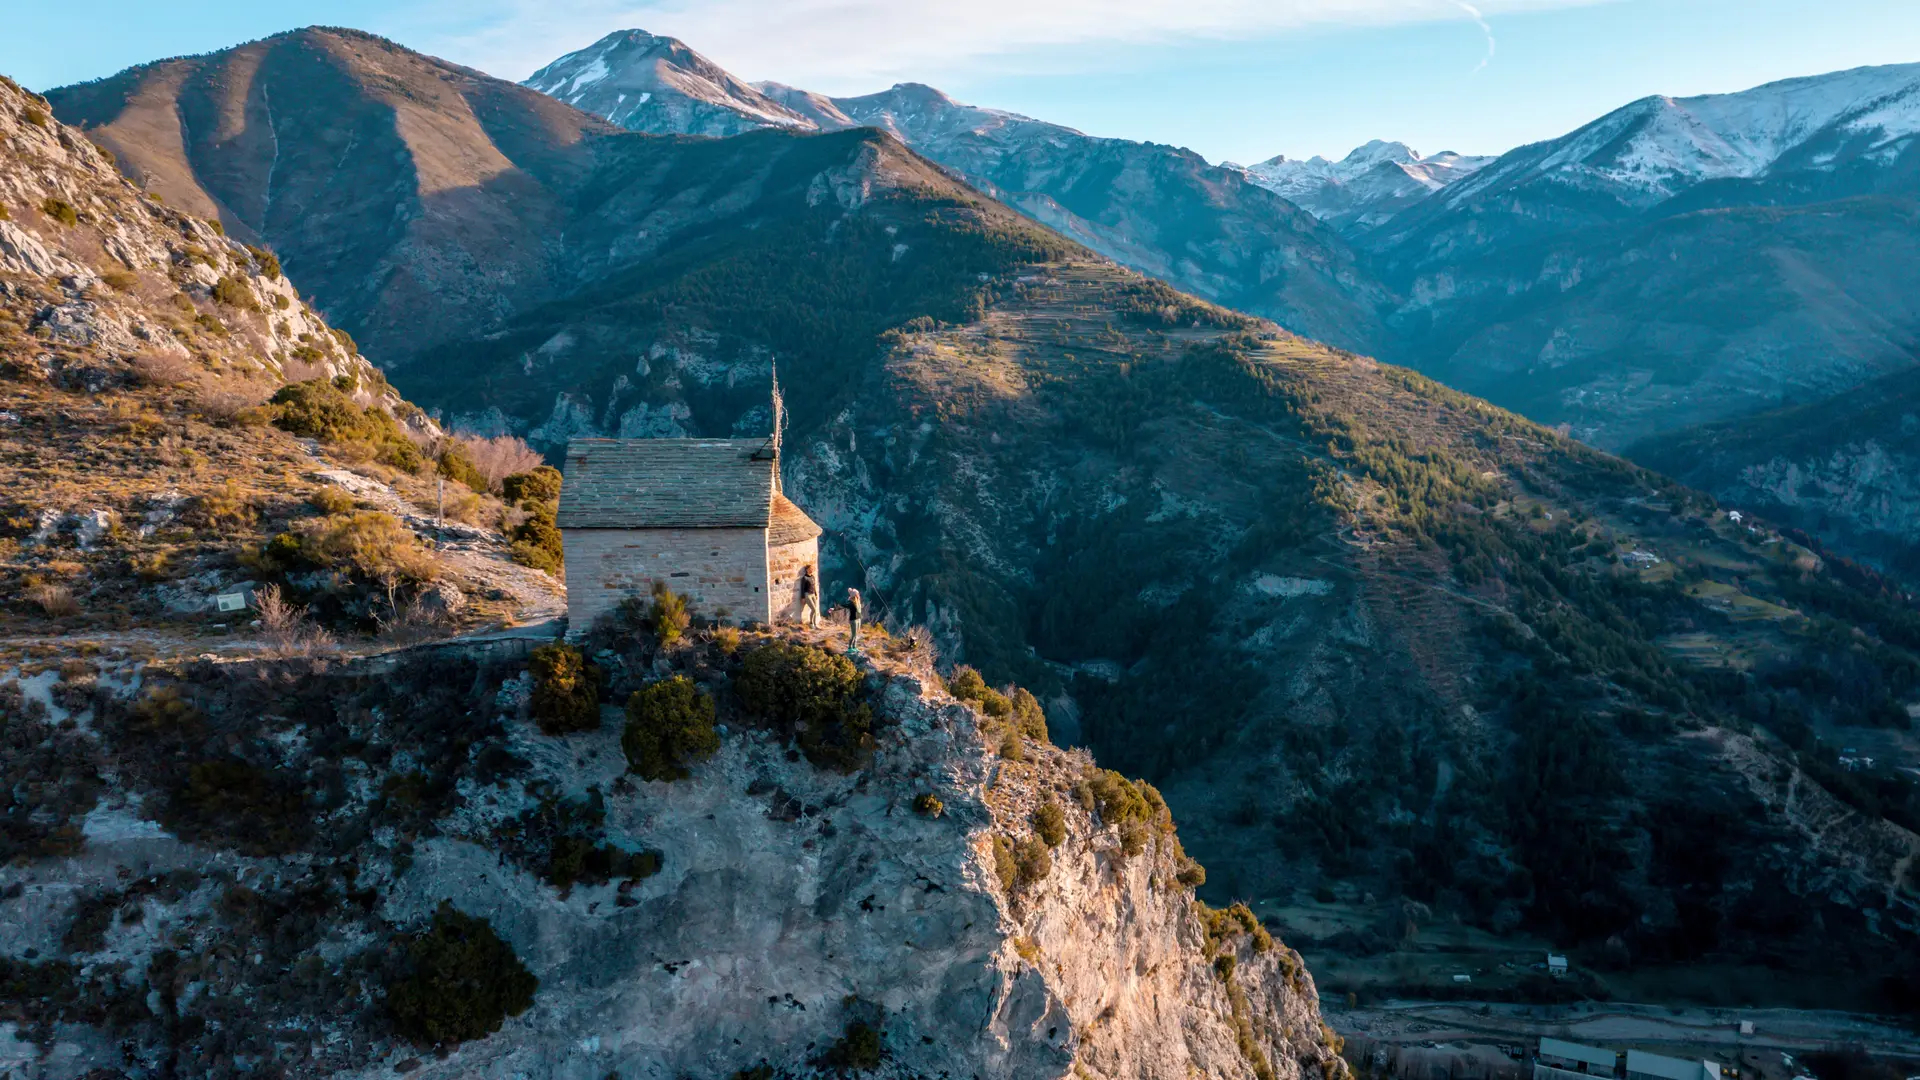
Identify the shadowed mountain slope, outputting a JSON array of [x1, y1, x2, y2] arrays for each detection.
[[521, 31, 1400, 357]]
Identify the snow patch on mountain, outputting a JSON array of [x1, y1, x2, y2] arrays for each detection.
[[1230, 140, 1491, 233], [523, 29, 814, 136], [1440, 61, 1920, 208]]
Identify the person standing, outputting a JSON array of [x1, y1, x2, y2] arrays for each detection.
[[846, 587, 863, 651], [798, 564, 821, 629]]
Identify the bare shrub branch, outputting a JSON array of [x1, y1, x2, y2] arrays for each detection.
[[254, 584, 335, 657], [454, 434, 545, 492], [129, 350, 200, 388]]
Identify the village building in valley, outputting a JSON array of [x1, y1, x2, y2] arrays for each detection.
[[555, 437, 822, 635]]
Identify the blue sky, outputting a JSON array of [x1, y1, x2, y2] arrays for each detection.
[[8, 0, 1919, 163]]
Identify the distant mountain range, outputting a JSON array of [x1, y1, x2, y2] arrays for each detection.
[[1230, 140, 1493, 236], [519, 33, 1920, 575]]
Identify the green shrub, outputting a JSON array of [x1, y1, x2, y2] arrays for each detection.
[[528, 643, 600, 735], [385, 902, 537, 1047], [497, 794, 659, 891], [998, 730, 1025, 761], [948, 664, 1012, 718], [503, 466, 562, 506], [269, 378, 423, 471], [912, 793, 945, 818], [510, 506, 563, 573], [246, 244, 281, 279], [166, 758, 309, 855], [210, 274, 257, 310], [40, 197, 76, 226], [1198, 900, 1274, 956], [648, 582, 691, 646], [257, 511, 438, 588], [1011, 688, 1048, 742], [308, 486, 355, 515], [437, 443, 488, 493], [991, 835, 1018, 891], [623, 675, 718, 781], [1176, 857, 1208, 888], [21, 107, 48, 128], [545, 834, 660, 891], [1013, 835, 1052, 886], [825, 1020, 884, 1071], [737, 641, 873, 771], [1033, 800, 1066, 847]]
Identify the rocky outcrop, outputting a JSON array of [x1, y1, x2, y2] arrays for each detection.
[[0, 634, 1343, 1080]]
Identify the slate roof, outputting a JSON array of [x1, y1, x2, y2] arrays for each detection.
[[557, 438, 777, 529], [1540, 1040, 1616, 1071], [1627, 1052, 1717, 1080], [769, 494, 823, 545]]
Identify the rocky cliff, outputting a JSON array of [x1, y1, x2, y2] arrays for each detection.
[[0, 623, 1344, 1080]]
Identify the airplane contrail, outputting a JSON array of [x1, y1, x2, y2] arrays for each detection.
[[1452, 0, 1496, 74]]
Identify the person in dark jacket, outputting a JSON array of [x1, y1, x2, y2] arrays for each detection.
[[846, 587, 863, 651], [798, 564, 821, 628]]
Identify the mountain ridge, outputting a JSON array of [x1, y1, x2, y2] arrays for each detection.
[[517, 30, 1401, 357]]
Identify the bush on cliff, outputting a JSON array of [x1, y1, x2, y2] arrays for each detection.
[[528, 643, 599, 734], [623, 675, 719, 781], [385, 902, 537, 1047], [737, 642, 873, 771]]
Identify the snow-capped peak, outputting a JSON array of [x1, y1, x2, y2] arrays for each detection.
[[523, 30, 815, 136], [1234, 140, 1493, 232], [1444, 60, 1920, 208]]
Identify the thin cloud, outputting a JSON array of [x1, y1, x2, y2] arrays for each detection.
[[1452, 0, 1497, 74], [427, 0, 1605, 90]]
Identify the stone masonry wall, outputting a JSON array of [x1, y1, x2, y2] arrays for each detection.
[[562, 527, 769, 634], [767, 537, 819, 625]]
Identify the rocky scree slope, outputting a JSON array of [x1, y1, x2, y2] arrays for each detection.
[[0, 622, 1343, 1080], [519, 30, 1398, 356], [0, 74, 556, 645]]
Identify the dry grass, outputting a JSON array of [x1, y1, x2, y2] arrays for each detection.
[[25, 582, 79, 617], [130, 350, 200, 388]]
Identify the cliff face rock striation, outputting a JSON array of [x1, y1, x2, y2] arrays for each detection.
[[0, 625, 1342, 1080]]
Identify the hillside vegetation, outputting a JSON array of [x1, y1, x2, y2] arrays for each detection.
[[0, 74, 559, 647], [795, 262, 1920, 1011]]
